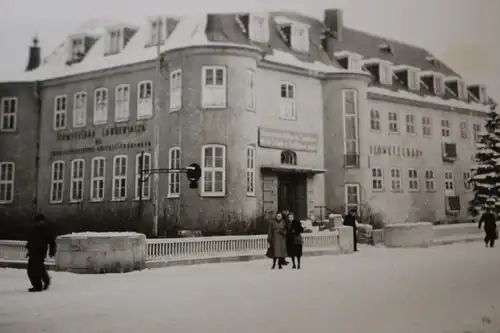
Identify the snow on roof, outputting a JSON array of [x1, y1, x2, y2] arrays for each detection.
[[368, 86, 491, 113], [264, 49, 342, 74]]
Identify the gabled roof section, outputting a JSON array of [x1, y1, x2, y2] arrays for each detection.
[[336, 28, 460, 77]]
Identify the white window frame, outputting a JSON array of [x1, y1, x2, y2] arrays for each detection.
[[69, 159, 85, 203], [441, 118, 451, 137], [50, 161, 65, 203], [388, 111, 399, 133], [390, 168, 402, 192], [456, 79, 467, 100], [342, 89, 359, 162], [422, 116, 432, 137], [0, 97, 17, 132], [150, 17, 165, 45], [425, 169, 435, 192], [135, 152, 151, 200], [71, 37, 85, 60], [473, 123, 481, 143], [246, 146, 256, 196], [459, 121, 468, 140], [246, 69, 256, 111], [291, 23, 309, 53], [202, 66, 227, 109], [444, 171, 455, 196], [169, 69, 182, 112], [93, 88, 108, 125], [90, 157, 106, 202], [167, 147, 181, 198], [73, 92, 87, 128], [344, 183, 360, 215], [248, 13, 270, 43], [0, 162, 15, 204], [434, 74, 445, 96], [112, 155, 128, 201], [54, 95, 68, 130], [463, 171, 472, 191], [379, 62, 393, 85], [201, 144, 226, 197], [405, 113, 416, 135], [370, 109, 380, 131], [106, 28, 124, 54], [407, 68, 420, 91], [115, 84, 130, 122], [408, 169, 419, 192], [137, 80, 153, 119], [371, 167, 384, 191], [280, 82, 296, 120]]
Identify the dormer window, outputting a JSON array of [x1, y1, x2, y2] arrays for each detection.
[[420, 72, 445, 96], [361, 59, 393, 85], [334, 51, 362, 71], [378, 43, 393, 55], [66, 34, 98, 65], [445, 78, 468, 100], [150, 17, 165, 45], [105, 25, 137, 55], [426, 56, 441, 68], [468, 84, 488, 104], [236, 13, 270, 43], [392, 65, 420, 91], [275, 17, 309, 53], [71, 38, 85, 60]]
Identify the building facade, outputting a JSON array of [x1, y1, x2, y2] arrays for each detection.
[[0, 10, 494, 231]]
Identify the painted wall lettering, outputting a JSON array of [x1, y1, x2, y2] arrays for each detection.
[[369, 145, 423, 158], [56, 124, 147, 141], [258, 127, 319, 152], [50, 141, 152, 157]]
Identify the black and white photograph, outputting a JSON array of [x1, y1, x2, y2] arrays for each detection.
[[0, 0, 499, 332]]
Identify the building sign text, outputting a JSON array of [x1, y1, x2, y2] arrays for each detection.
[[56, 124, 147, 141], [51, 141, 152, 158], [369, 145, 423, 158], [258, 127, 319, 152]]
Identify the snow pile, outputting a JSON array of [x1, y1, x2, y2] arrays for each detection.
[[64, 232, 141, 238], [368, 86, 491, 113]]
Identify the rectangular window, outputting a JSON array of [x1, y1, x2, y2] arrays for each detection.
[[90, 157, 105, 202], [248, 14, 269, 43], [390, 168, 402, 192], [202, 66, 227, 108], [291, 24, 309, 53], [422, 116, 432, 137], [168, 147, 181, 197], [388, 111, 399, 133], [246, 146, 255, 196], [280, 82, 296, 120], [434, 75, 445, 96], [107, 29, 122, 54], [344, 184, 360, 214], [94, 88, 108, 125], [170, 70, 182, 111], [408, 169, 419, 191], [425, 169, 435, 191], [115, 84, 130, 122], [370, 109, 380, 131], [70, 159, 84, 202], [150, 17, 165, 45], [135, 153, 151, 200], [473, 123, 481, 143], [54, 95, 67, 130], [71, 38, 85, 59], [50, 161, 65, 203], [343, 89, 359, 167], [138, 81, 153, 119], [1, 97, 17, 131], [0, 162, 14, 203], [441, 119, 451, 137], [460, 121, 468, 140], [73, 92, 87, 128], [444, 171, 455, 195], [246, 69, 256, 111], [201, 144, 226, 196], [371, 167, 383, 191], [112, 155, 127, 201], [406, 113, 415, 134], [463, 171, 472, 191]]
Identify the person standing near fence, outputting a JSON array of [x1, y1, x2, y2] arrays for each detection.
[[343, 208, 358, 252], [25, 214, 57, 292], [286, 212, 304, 269], [267, 212, 288, 270], [478, 207, 498, 248]]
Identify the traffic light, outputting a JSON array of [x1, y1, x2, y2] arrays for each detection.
[[186, 163, 201, 189]]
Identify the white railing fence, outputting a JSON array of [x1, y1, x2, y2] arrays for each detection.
[[0, 232, 340, 263]]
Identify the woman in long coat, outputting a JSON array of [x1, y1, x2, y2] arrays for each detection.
[[267, 212, 288, 269], [286, 212, 304, 269]]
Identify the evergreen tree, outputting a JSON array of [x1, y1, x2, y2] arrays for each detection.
[[469, 110, 500, 216]]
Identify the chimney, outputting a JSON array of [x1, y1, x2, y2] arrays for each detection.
[[26, 36, 41, 72], [324, 9, 343, 42]]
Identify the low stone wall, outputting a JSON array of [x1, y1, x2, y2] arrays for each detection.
[[383, 222, 434, 248], [55, 232, 147, 274]]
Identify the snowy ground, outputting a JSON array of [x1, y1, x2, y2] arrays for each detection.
[[1, 243, 500, 333]]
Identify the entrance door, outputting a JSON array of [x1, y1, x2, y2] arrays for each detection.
[[278, 173, 307, 220]]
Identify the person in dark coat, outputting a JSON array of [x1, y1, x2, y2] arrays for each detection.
[[267, 212, 288, 269], [478, 207, 498, 248], [286, 212, 304, 269], [25, 214, 56, 292], [343, 208, 358, 252]]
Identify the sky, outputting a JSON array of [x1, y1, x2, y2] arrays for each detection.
[[0, 0, 498, 101]]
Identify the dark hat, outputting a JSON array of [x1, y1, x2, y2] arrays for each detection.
[[34, 214, 46, 222], [349, 208, 357, 213]]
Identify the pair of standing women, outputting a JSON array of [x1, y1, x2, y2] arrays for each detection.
[[267, 211, 304, 270]]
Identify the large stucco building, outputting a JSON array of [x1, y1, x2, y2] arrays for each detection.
[[0, 9, 495, 231]]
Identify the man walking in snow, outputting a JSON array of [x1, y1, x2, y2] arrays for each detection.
[[26, 214, 57, 292], [343, 208, 359, 252], [478, 207, 498, 248]]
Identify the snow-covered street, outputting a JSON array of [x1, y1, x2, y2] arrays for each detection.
[[1, 243, 499, 333]]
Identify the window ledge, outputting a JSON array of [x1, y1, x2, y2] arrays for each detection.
[[372, 189, 384, 193], [49, 201, 63, 205], [110, 198, 127, 202], [89, 199, 105, 203], [0, 129, 17, 133], [137, 114, 153, 121], [115, 118, 129, 123], [201, 193, 226, 198], [388, 131, 400, 135], [133, 198, 151, 202], [68, 200, 84, 204], [0, 201, 14, 205], [391, 189, 403, 193], [167, 194, 180, 199], [202, 105, 227, 110]]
